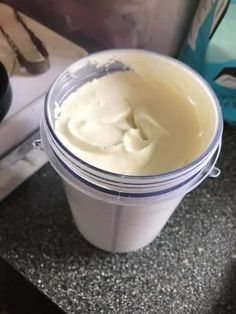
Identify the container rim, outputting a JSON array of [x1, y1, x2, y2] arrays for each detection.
[[44, 49, 223, 181]]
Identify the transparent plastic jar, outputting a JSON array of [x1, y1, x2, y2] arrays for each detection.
[[36, 50, 223, 253]]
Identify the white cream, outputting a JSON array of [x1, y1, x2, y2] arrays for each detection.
[[55, 61, 203, 175]]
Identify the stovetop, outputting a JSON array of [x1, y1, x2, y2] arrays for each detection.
[[0, 3, 87, 157], [0, 3, 87, 200]]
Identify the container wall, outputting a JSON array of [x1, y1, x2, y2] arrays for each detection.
[[64, 180, 183, 252]]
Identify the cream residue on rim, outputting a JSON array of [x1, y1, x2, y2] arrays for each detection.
[[55, 63, 203, 175]]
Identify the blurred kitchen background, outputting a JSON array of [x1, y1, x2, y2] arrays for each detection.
[[3, 0, 199, 54]]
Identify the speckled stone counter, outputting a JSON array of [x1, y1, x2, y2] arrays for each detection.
[[0, 125, 236, 313]]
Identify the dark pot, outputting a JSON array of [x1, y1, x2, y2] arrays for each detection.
[[0, 61, 12, 122]]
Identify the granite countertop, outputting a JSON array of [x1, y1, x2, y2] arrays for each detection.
[[0, 124, 236, 313]]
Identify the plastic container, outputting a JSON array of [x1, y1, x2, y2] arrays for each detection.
[[36, 50, 223, 253]]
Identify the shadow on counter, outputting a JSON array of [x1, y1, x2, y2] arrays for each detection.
[[209, 262, 236, 314], [0, 257, 65, 314]]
